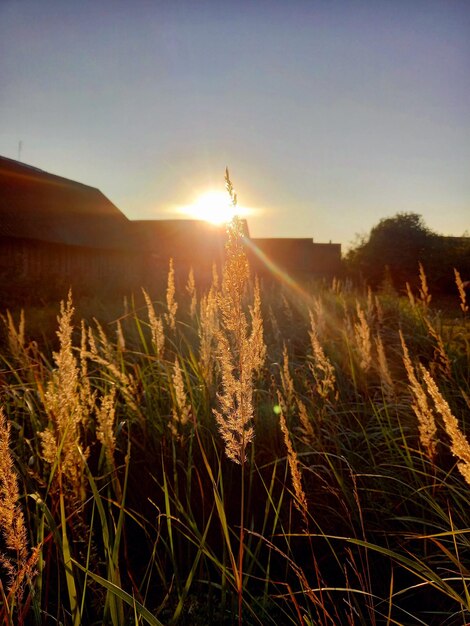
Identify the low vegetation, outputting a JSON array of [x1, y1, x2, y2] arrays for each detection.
[[1, 175, 469, 625]]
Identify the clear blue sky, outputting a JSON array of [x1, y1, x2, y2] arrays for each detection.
[[1, 0, 469, 248]]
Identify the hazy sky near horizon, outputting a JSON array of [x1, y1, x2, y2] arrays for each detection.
[[1, 0, 469, 248]]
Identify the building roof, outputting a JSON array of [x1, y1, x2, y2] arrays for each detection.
[[0, 156, 132, 250]]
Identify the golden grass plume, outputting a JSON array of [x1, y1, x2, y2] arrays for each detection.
[[308, 310, 337, 402], [198, 279, 220, 385], [165, 257, 178, 332], [142, 288, 165, 357], [454, 268, 468, 315], [400, 330, 437, 462], [277, 392, 308, 524], [213, 170, 266, 464], [0, 408, 37, 604], [420, 366, 470, 486], [418, 262, 432, 308], [39, 292, 89, 495], [354, 301, 372, 373], [170, 356, 192, 439], [186, 267, 198, 319]]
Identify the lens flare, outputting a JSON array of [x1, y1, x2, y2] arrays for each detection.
[[178, 190, 250, 225]]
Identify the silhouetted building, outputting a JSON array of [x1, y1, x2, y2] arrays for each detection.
[[0, 155, 139, 292], [0, 155, 342, 300], [248, 238, 341, 279], [131, 219, 226, 286]]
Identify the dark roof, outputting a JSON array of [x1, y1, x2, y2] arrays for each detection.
[[0, 156, 132, 250]]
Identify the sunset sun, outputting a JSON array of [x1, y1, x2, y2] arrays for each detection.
[[179, 190, 246, 225]]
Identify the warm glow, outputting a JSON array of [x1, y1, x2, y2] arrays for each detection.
[[178, 190, 249, 225]]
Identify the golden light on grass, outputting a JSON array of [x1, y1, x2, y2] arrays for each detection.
[[178, 190, 252, 224]]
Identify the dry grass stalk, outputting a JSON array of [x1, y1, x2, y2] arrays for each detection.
[[96, 388, 117, 466], [280, 344, 295, 410], [420, 366, 470, 486], [424, 317, 452, 379], [400, 331, 437, 461], [375, 334, 394, 397], [170, 357, 191, 438], [312, 295, 326, 337], [213, 172, 266, 464], [461, 388, 470, 411], [374, 295, 384, 326], [297, 397, 315, 442], [366, 286, 374, 320], [142, 288, 165, 357], [454, 268, 468, 314], [308, 311, 336, 401], [115, 319, 126, 353], [40, 293, 89, 495], [214, 329, 255, 464], [0, 408, 37, 604], [93, 317, 121, 368], [354, 302, 372, 373], [267, 304, 281, 345], [165, 258, 178, 331], [186, 267, 198, 319], [331, 277, 342, 294], [418, 262, 432, 308], [2, 310, 26, 364], [198, 282, 220, 384], [406, 281, 416, 309], [277, 392, 308, 524], [249, 277, 266, 376], [342, 310, 354, 345], [1, 310, 42, 385], [281, 292, 294, 325], [79, 320, 97, 424], [85, 324, 139, 415]]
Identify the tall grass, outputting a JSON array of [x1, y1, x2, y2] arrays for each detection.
[[0, 184, 469, 624]]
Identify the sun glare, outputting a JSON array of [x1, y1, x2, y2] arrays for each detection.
[[179, 190, 248, 225]]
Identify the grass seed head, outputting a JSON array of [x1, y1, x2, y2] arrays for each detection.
[[165, 257, 178, 332], [142, 288, 165, 357], [354, 301, 372, 372], [213, 170, 265, 464], [418, 262, 432, 308], [421, 365, 470, 486], [171, 357, 192, 438], [400, 331, 437, 461], [277, 392, 308, 524], [454, 268, 468, 314], [186, 267, 198, 319], [0, 408, 37, 603]]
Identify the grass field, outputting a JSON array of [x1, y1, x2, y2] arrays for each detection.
[[1, 211, 469, 625]]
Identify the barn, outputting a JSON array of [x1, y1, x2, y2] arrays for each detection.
[[0, 155, 143, 301], [0, 155, 342, 303]]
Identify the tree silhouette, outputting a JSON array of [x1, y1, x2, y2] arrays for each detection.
[[346, 212, 470, 293]]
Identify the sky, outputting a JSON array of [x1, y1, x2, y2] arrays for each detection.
[[1, 0, 469, 249]]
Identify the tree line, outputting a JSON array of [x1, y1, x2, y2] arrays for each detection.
[[345, 212, 470, 294]]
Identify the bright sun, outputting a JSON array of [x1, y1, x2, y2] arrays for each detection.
[[179, 191, 244, 225]]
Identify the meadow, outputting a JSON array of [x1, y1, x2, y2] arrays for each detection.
[[0, 207, 469, 625]]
